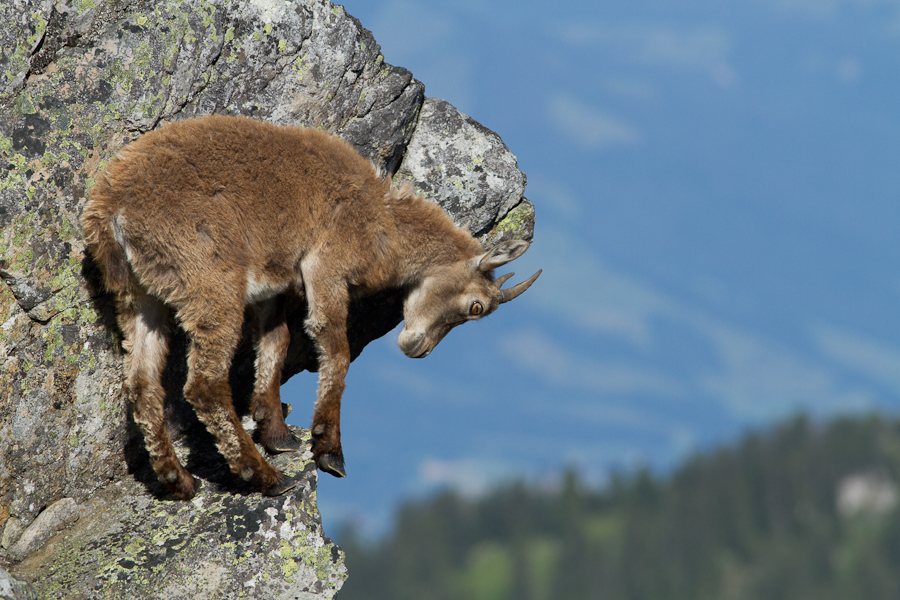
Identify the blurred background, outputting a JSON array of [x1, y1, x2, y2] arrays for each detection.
[[282, 0, 900, 594]]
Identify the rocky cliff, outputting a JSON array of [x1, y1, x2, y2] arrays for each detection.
[[0, 0, 535, 597]]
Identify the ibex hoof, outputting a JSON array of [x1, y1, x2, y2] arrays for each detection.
[[264, 431, 303, 454], [165, 475, 201, 501], [264, 474, 298, 497], [282, 402, 292, 418], [317, 454, 346, 478]]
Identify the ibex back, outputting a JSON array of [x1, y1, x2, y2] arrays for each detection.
[[81, 115, 540, 499]]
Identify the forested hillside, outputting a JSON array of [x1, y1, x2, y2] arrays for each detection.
[[338, 415, 900, 599]]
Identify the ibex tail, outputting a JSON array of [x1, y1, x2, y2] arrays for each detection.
[[81, 175, 131, 294]]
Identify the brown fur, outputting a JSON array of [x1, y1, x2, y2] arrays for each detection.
[[82, 115, 538, 498]]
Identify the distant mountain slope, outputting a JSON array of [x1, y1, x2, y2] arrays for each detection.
[[338, 414, 900, 600]]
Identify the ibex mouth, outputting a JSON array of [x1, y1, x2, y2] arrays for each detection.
[[405, 342, 431, 359]]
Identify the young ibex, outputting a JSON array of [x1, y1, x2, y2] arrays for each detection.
[[82, 115, 540, 499]]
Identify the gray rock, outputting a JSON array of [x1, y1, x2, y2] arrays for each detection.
[[7, 498, 80, 562], [0, 520, 25, 551], [0, 0, 535, 595], [0, 566, 37, 600], [0, 269, 50, 315], [13, 426, 346, 599], [395, 97, 530, 238]]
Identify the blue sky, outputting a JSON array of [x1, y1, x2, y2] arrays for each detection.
[[283, 0, 900, 536]]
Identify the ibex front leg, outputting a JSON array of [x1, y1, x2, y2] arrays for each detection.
[[303, 264, 350, 478]]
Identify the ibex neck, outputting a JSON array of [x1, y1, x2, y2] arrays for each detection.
[[387, 193, 482, 286]]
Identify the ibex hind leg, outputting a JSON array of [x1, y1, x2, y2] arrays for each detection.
[[181, 305, 297, 497], [123, 291, 197, 500], [250, 297, 302, 453]]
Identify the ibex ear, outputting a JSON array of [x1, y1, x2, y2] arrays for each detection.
[[472, 240, 530, 272]]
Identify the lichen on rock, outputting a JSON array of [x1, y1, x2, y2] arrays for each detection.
[[13, 427, 346, 599]]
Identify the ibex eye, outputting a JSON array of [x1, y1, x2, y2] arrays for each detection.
[[470, 301, 484, 316]]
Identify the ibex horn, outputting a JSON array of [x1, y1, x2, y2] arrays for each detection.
[[498, 269, 542, 304], [495, 272, 516, 288]]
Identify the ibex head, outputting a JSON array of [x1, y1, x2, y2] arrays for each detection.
[[398, 239, 541, 358]]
